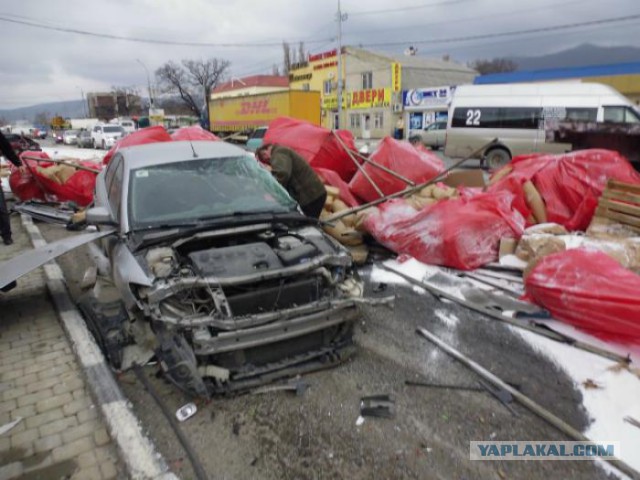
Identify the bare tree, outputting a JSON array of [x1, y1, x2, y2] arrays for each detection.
[[155, 58, 230, 124], [298, 42, 306, 64], [272, 64, 281, 76], [470, 58, 518, 75], [282, 42, 292, 74]]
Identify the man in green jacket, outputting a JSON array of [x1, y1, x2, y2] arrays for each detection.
[[256, 144, 327, 218]]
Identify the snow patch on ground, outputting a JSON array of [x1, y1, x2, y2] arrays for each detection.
[[434, 309, 459, 328], [370, 258, 467, 300], [516, 328, 640, 476]]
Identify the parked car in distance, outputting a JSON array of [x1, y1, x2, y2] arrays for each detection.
[[63, 129, 79, 145], [246, 126, 267, 152], [118, 119, 136, 134], [91, 124, 125, 149], [53, 131, 64, 144], [420, 121, 447, 150], [76, 130, 93, 148], [37, 128, 48, 139], [82, 140, 362, 397], [4, 133, 41, 154]]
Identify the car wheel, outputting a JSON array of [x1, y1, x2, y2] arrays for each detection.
[[485, 148, 511, 170]]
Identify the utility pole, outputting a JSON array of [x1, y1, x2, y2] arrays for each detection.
[[336, 0, 347, 130], [136, 59, 154, 108], [76, 86, 86, 117]]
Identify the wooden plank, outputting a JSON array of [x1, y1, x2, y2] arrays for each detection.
[[595, 207, 640, 230], [608, 179, 640, 195], [599, 198, 640, 217], [602, 189, 640, 206]]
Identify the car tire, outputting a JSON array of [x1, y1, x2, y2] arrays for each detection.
[[485, 148, 511, 170]]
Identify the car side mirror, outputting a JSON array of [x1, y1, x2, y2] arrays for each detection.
[[85, 206, 117, 226]]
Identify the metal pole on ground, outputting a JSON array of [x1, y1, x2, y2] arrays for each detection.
[[416, 326, 640, 480]]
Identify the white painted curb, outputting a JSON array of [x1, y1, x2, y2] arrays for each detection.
[[21, 215, 178, 480]]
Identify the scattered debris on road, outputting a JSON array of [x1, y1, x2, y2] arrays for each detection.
[[360, 394, 395, 419]]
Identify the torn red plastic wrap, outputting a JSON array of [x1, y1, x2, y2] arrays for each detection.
[[313, 168, 359, 208], [102, 126, 172, 165], [489, 149, 640, 231], [170, 126, 220, 142], [263, 117, 358, 181], [349, 137, 445, 203], [364, 191, 526, 270], [525, 249, 640, 344], [10, 152, 101, 206]]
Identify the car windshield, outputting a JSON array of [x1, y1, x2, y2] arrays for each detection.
[[104, 126, 124, 133], [66, 130, 79, 135], [128, 155, 297, 230]]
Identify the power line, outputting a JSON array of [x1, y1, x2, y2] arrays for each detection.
[[348, 0, 472, 16], [345, 0, 595, 36], [359, 13, 640, 48], [0, 15, 333, 48]]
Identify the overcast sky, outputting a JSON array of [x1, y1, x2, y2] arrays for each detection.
[[0, 0, 638, 109]]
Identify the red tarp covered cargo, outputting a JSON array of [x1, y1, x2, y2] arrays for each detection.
[[489, 149, 640, 231], [525, 249, 640, 344], [263, 117, 358, 181], [10, 152, 101, 206], [103, 126, 172, 165], [349, 137, 445, 203], [170, 126, 220, 142], [313, 168, 359, 208], [364, 190, 526, 270]]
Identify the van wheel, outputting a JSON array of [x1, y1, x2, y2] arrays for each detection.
[[485, 148, 511, 169]]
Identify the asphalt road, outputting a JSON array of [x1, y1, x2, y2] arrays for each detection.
[[35, 223, 614, 480]]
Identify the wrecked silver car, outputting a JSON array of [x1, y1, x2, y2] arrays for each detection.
[[80, 141, 363, 397]]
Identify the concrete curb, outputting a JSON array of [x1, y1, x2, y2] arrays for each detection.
[[21, 215, 178, 480]]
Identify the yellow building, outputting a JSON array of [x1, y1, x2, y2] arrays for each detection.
[[290, 47, 476, 139], [289, 49, 345, 130]]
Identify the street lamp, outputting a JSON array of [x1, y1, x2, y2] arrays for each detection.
[[76, 86, 86, 117], [136, 59, 154, 108]]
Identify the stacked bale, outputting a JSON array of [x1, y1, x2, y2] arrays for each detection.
[[320, 185, 368, 264]]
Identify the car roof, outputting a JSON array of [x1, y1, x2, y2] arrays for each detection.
[[117, 140, 249, 170]]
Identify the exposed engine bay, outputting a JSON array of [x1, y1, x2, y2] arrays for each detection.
[[81, 222, 365, 397]]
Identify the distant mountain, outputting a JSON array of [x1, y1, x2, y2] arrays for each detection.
[[509, 43, 640, 71], [0, 99, 87, 124]]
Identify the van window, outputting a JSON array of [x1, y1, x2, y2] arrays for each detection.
[[603, 106, 640, 124], [565, 108, 597, 122], [451, 107, 539, 129]]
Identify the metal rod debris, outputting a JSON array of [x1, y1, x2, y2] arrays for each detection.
[[416, 327, 640, 480], [22, 155, 101, 174], [380, 263, 630, 364], [332, 130, 385, 198], [325, 138, 499, 223]]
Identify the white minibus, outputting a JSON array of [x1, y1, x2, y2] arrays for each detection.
[[444, 82, 640, 168]]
